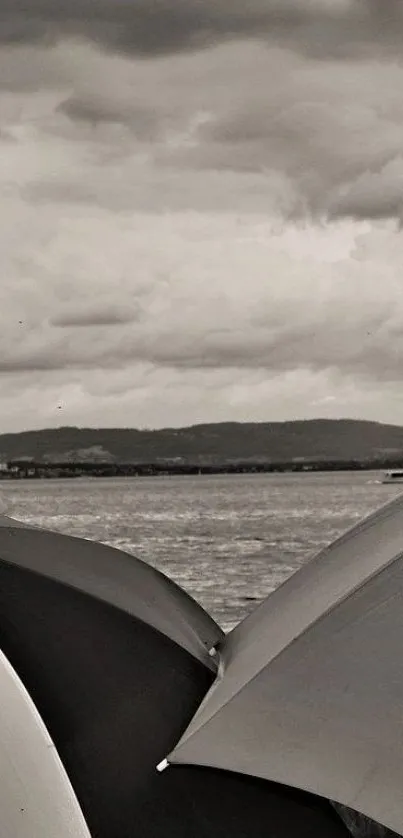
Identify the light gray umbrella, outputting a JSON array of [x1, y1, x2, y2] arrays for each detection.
[[0, 648, 91, 838], [168, 492, 403, 836]]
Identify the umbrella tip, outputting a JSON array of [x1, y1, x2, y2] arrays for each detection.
[[156, 758, 169, 773]]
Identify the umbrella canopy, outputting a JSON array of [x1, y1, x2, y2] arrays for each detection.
[[168, 492, 403, 836], [0, 515, 223, 838], [0, 513, 350, 837], [0, 513, 220, 661], [0, 647, 91, 838]]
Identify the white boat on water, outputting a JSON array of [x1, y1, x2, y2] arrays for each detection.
[[382, 470, 403, 484]]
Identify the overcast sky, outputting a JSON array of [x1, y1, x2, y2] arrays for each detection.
[[2, 0, 403, 431]]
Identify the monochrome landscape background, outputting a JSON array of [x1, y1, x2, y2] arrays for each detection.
[[1, 1, 403, 433]]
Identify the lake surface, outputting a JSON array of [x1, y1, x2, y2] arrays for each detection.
[[0, 470, 400, 631]]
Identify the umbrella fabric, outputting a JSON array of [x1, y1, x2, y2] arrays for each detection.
[[0, 519, 221, 663], [150, 765, 351, 837], [0, 520, 222, 838], [168, 492, 403, 836], [0, 648, 91, 838], [332, 803, 401, 838], [0, 516, 351, 837], [0, 513, 35, 528]]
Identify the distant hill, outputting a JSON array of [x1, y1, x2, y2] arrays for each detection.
[[2, 419, 403, 464]]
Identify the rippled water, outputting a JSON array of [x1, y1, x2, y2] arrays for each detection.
[[0, 471, 400, 631]]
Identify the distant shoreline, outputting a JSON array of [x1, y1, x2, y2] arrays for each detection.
[[0, 460, 397, 479]]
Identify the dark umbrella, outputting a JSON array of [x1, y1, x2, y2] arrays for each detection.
[[0, 514, 221, 838], [0, 512, 359, 837]]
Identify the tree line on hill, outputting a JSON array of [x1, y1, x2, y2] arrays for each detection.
[[1, 419, 403, 466]]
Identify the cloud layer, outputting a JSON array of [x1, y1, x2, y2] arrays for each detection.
[[1, 7, 403, 429], [1, 0, 403, 60], [1, 198, 402, 383], [1, 38, 401, 225], [2, 220, 403, 429]]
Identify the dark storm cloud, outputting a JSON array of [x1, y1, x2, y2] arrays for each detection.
[[328, 161, 403, 223], [0, 356, 116, 373], [57, 96, 159, 137], [145, 323, 403, 385], [0, 129, 15, 143], [0, 357, 59, 373], [1, 1, 403, 60], [4, 309, 403, 386], [5, 336, 403, 384], [51, 306, 140, 327]]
